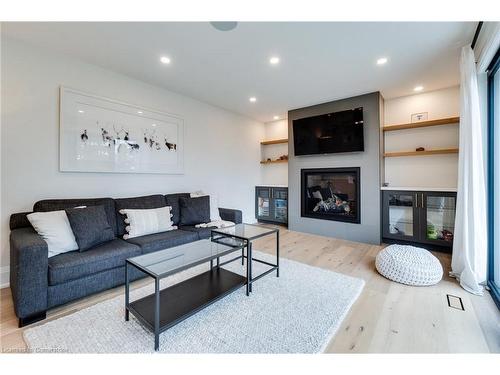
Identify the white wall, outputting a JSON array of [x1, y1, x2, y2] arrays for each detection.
[[0, 37, 265, 284], [260, 119, 288, 186], [383, 86, 460, 188]]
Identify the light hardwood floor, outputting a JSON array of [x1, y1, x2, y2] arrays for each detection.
[[1, 227, 498, 353]]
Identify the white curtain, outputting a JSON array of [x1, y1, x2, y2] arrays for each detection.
[[450, 45, 488, 295]]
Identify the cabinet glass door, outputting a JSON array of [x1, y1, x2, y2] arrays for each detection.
[[256, 188, 271, 220], [273, 189, 288, 223], [423, 193, 456, 246], [383, 191, 418, 240]]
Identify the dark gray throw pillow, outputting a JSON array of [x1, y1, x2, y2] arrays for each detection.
[[66, 205, 115, 251], [179, 196, 210, 226]]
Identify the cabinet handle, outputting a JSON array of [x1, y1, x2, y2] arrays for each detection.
[[415, 193, 419, 208], [421, 194, 424, 209]]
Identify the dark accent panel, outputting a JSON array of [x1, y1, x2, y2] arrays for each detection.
[[165, 193, 190, 226], [9, 228, 48, 319], [47, 265, 145, 309], [179, 196, 210, 226], [9, 212, 33, 230], [128, 268, 246, 333], [219, 208, 243, 224], [33, 198, 117, 236], [48, 239, 141, 285], [66, 205, 116, 251], [114, 195, 167, 236], [126, 230, 198, 254], [19, 311, 47, 328]]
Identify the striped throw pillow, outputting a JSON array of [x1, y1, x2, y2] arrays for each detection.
[[119, 206, 177, 239]]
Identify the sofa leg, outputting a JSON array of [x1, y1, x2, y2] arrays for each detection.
[[18, 311, 47, 328]]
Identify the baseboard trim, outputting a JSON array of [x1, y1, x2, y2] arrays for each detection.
[[0, 266, 10, 289]]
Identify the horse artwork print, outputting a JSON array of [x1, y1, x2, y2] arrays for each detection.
[[60, 87, 184, 174]]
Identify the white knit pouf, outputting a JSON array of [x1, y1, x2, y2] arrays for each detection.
[[375, 244, 443, 286]]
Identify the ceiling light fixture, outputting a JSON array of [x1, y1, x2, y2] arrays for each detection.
[[78, 110, 84, 113], [376, 57, 388, 65], [273, 115, 280, 120], [414, 85, 424, 92], [269, 56, 280, 65], [249, 97, 257, 103], [137, 111, 143, 114], [210, 22, 238, 31], [160, 56, 171, 64]]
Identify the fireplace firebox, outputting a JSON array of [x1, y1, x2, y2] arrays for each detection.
[[301, 167, 360, 223]]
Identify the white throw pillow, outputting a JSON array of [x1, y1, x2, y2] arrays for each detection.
[[119, 206, 177, 239], [190, 191, 222, 222], [27, 211, 79, 257]]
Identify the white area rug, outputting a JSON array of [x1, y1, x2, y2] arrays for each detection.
[[24, 251, 364, 353]]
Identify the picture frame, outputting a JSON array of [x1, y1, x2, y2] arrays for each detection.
[[59, 87, 184, 174]]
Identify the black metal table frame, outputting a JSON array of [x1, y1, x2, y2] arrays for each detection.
[[210, 225, 280, 296], [124, 227, 279, 351]]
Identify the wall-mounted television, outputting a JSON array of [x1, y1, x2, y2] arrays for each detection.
[[293, 107, 364, 156]]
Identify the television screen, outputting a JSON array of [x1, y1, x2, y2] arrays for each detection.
[[293, 107, 364, 156]]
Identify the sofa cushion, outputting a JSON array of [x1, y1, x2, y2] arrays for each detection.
[[33, 198, 117, 235], [126, 229, 198, 254], [48, 239, 141, 285], [114, 195, 166, 237], [179, 196, 210, 226], [179, 225, 212, 240], [165, 193, 190, 225], [66, 205, 116, 251]]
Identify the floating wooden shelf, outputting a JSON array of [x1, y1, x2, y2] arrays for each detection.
[[383, 116, 460, 132], [260, 159, 288, 164], [260, 138, 288, 145], [384, 148, 459, 157]]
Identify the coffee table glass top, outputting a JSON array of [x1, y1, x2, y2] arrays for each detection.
[[211, 223, 278, 241], [127, 238, 244, 278]]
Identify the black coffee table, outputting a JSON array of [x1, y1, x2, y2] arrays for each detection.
[[125, 238, 246, 351], [125, 224, 279, 351], [211, 223, 280, 296]]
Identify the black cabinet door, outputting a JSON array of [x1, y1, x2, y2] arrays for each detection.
[[382, 190, 420, 242], [419, 192, 456, 248], [255, 187, 272, 221], [272, 187, 288, 224]]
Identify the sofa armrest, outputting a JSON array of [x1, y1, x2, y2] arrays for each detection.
[[10, 228, 48, 319], [218, 208, 243, 224]]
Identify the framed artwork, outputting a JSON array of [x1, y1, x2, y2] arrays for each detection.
[[59, 87, 184, 174]]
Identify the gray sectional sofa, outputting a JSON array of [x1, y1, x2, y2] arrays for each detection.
[[9, 193, 242, 327]]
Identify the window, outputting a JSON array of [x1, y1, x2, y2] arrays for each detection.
[[488, 47, 500, 308]]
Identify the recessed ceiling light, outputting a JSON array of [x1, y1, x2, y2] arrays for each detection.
[[152, 124, 157, 127], [269, 56, 280, 65], [273, 115, 280, 120], [249, 97, 257, 103], [78, 110, 84, 113], [376, 57, 388, 65], [414, 85, 424, 92], [160, 56, 171, 64], [137, 111, 143, 114]]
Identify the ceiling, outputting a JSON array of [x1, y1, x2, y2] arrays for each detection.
[[2, 22, 476, 122]]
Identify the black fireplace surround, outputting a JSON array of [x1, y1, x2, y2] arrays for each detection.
[[301, 167, 360, 223]]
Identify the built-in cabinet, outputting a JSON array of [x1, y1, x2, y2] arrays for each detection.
[[255, 186, 288, 225], [382, 190, 456, 252]]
